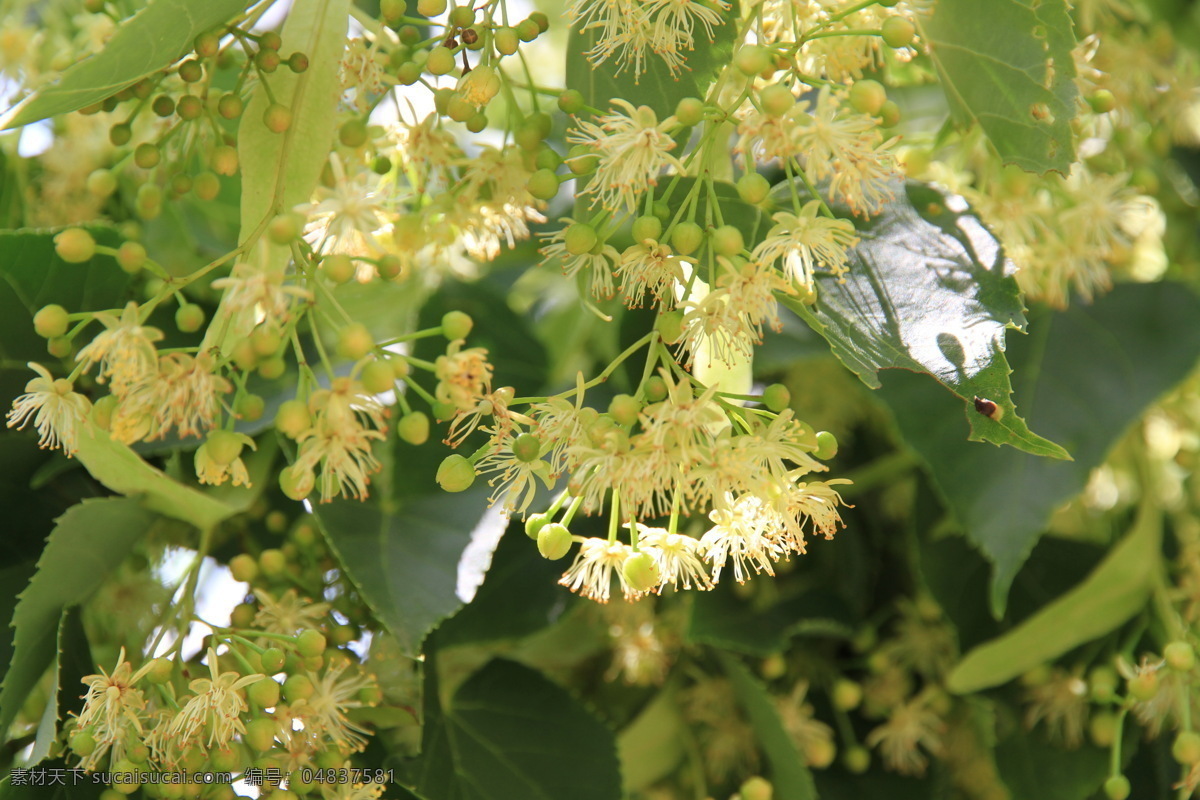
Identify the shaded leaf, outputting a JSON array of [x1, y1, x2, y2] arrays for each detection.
[[880, 282, 1200, 613], [994, 726, 1108, 800], [920, 0, 1078, 173], [30, 608, 92, 765], [948, 503, 1160, 693], [0, 0, 253, 129], [315, 436, 504, 656], [0, 499, 154, 739], [617, 689, 687, 792], [785, 181, 1066, 458], [717, 652, 817, 800], [414, 657, 621, 800], [689, 581, 854, 657]]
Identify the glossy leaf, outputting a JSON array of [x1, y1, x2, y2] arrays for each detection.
[[784, 181, 1068, 459], [315, 436, 504, 656], [414, 657, 621, 800], [718, 653, 817, 800], [0, 0, 253, 129], [881, 282, 1200, 613], [920, 0, 1078, 173], [948, 503, 1161, 693], [0, 498, 154, 738], [204, 0, 349, 356]]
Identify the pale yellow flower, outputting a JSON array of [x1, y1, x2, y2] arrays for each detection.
[[6, 362, 92, 455], [568, 100, 685, 212]]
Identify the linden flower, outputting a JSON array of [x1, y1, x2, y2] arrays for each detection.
[[435, 341, 495, 411], [253, 588, 332, 635], [751, 202, 860, 291], [195, 433, 256, 487], [75, 301, 163, 396], [474, 429, 554, 517], [539, 220, 620, 299], [210, 264, 312, 321], [701, 494, 793, 583], [1023, 668, 1089, 748], [110, 353, 232, 443], [301, 155, 392, 257], [169, 648, 262, 749], [390, 113, 463, 189], [635, 524, 713, 591], [6, 362, 92, 455], [776, 683, 837, 767], [559, 537, 639, 603], [615, 240, 692, 308], [568, 99, 685, 212], [293, 662, 377, 753], [73, 649, 157, 771], [865, 695, 945, 776]]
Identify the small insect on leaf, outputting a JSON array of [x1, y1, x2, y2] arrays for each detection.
[[973, 396, 1003, 421]]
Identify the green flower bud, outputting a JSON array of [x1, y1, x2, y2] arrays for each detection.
[[261, 647, 286, 673], [397, 412, 431, 445], [1103, 776, 1130, 800], [762, 383, 790, 412], [631, 215, 663, 243], [608, 394, 641, 427], [674, 96, 704, 127], [336, 323, 374, 361], [33, 304, 70, 338], [259, 548, 287, 578], [524, 513, 551, 540], [813, 431, 838, 460], [848, 79, 887, 115], [296, 628, 327, 657], [437, 454, 476, 492], [622, 552, 661, 593], [229, 553, 258, 583], [739, 776, 773, 800], [558, 89, 584, 113], [248, 678, 281, 708], [361, 360, 395, 394], [881, 16, 916, 48], [564, 223, 599, 255], [737, 172, 770, 205], [670, 221, 704, 255], [244, 718, 277, 752], [511, 433, 542, 462], [831, 679, 862, 710], [1165, 641, 1195, 672], [54, 229, 96, 263], [175, 303, 205, 333], [537, 523, 573, 560], [442, 310, 474, 339], [275, 399, 311, 439]]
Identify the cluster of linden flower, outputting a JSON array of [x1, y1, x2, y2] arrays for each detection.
[[63, 585, 385, 800]]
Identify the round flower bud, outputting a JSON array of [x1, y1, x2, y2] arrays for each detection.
[[134, 142, 160, 169], [47, 337, 72, 358], [71, 731, 97, 756], [229, 553, 258, 582], [259, 548, 287, 578], [136, 183, 162, 220], [831, 679, 862, 710], [524, 513, 550, 540], [218, 93, 243, 119], [176, 95, 203, 120], [1088, 89, 1116, 114], [1165, 641, 1195, 672], [261, 647, 286, 672], [1089, 711, 1118, 748], [206, 430, 244, 466], [762, 383, 790, 412], [564, 223, 599, 256], [152, 95, 175, 117], [237, 393, 265, 421], [381, 0, 406, 19], [212, 145, 239, 176], [558, 89, 584, 113], [759, 83, 794, 116], [145, 657, 173, 684], [339, 119, 368, 148], [511, 433, 541, 462], [674, 96, 704, 127], [287, 52, 309, 72], [878, 100, 901, 127], [267, 213, 301, 244], [193, 171, 220, 201], [609, 394, 641, 427], [361, 360, 395, 394], [396, 412, 430, 445], [448, 4, 473, 25], [495, 27, 520, 55], [806, 738, 836, 769], [263, 103, 293, 133], [1127, 670, 1159, 701], [109, 123, 132, 146], [848, 79, 887, 115], [248, 678, 281, 709], [670, 221, 704, 255], [116, 241, 146, 273], [175, 303, 205, 333], [537, 523, 573, 560], [336, 323, 374, 361], [516, 18, 540, 41], [275, 399, 311, 439], [33, 304, 70, 338], [231, 602, 256, 628], [843, 746, 870, 774], [631, 215, 663, 243], [739, 777, 772, 800], [622, 551, 661, 593], [734, 45, 771, 76], [1104, 776, 1130, 800], [566, 144, 599, 175], [813, 431, 838, 460], [644, 375, 668, 402], [1174, 731, 1200, 765], [437, 454, 476, 492], [527, 168, 560, 200], [245, 718, 277, 752], [54, 228, 96, 263], [711, 225, 744, 256], [442, 310, 474, 340], [881, 16, 916, 48], [737, 172, 771, 205], [427, 46, 455, 76], [86, 169, 118, 197], [296, 628, 327, 657], [321, 253, 355, 285], [109, 760, 141, 794], [656, 310, 684, 344], [1088, 665, 1118, 702], [432, 401, 457, 421]]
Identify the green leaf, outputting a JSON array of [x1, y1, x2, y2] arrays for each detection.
[[947, 503, 1161, 693], [0, 498, 154, 740], [0, 226, 130, 404], [435, 527, 569, 648], [74, 429, 236, 532], [717, 652, 817, 800], [413, 657, 621, 800], [784, 181, 1068, 459], [0, 0, 254, 129], [994, 726, 1108, 800], [617, 689, 687, 792], [880, 282, 1200, 613], [919, 0, 1078, 173], [203, 0, 349, 355], [689, 581, 855, 657], [30, 608, 92, 765], [315, 437, 505, 656]]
